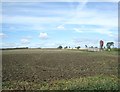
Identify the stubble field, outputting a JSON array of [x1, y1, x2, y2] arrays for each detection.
[[1, 49, 119, 90]]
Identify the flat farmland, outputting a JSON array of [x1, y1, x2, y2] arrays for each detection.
[[2, 49, 119, 90]]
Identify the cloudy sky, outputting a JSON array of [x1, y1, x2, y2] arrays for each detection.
[[1, 1, 118, 48]]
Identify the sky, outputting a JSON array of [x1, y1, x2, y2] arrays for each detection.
[[1, 1, 118, 48]]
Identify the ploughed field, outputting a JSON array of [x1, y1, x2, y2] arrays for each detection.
[[2, 49, 119, 90]]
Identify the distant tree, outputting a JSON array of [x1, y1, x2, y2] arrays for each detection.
[[25, 47, 28, 49], [57, 45, 63, 49], [69, 46, 70, 48], [38, 47, 41, 49], [91, 46, 93, 48], [104, 46, 106, 49], [77, 46, 81, 49], [85, 45, 88, 48], [64, 46, 68, 49], [106, 42, 114, 50]]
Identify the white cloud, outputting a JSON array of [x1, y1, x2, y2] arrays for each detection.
[[21, 38, 30, 44], [1, 42, 16, 48], [92, 27, 117, 37], [2, 0, 119, 3], [0, 33, 7, 38], [3, 16, 62, 25], [64, 5, 118, 28], [73, 28, 83, 33], [73, 26, 117, 37], [54, 4, 117, 32], [66, 15, 117, 28], [75, 0, 88, 14], [31, 26, 45, 31], [7, 25, 45, 32], [2, 2, 117, 31], [57, 25, 65, 29], [39, 32, 48, 39], [23, 36, 32, 39]]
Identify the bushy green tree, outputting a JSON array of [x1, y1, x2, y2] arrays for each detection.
[[85, 45, 87, 48], [64, 46, 68, 49], [77, 46, 81, 49], [106, 42, 114, 50], [57, 45, 63, 49]]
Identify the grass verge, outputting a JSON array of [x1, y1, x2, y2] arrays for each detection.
[[2, 75, 119, 90]]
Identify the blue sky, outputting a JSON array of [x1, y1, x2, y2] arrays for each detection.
[[1, 2, 118, 48]]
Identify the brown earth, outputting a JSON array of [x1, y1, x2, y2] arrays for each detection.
[[2, 49, 118, 86]]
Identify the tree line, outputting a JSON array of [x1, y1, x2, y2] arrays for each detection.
[[57, 41, 116, 51]]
